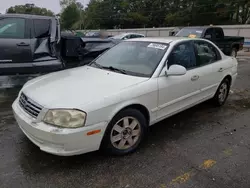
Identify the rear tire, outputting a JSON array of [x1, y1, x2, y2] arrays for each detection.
[[101, 108, 147, 156], [212, 78, 230, 106], [230, 48, 237, 57]]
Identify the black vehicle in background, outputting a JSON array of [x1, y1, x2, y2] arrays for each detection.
[[0, 14, 118, 75], [176, 26, 245, 57]]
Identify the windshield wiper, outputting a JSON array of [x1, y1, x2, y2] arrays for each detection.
[[102, 66, 127, 74], [91, 61, 104, 69]]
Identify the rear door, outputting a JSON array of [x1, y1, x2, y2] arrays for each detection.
[[193, 40, 227, 97], [0, 17, 32, 63]]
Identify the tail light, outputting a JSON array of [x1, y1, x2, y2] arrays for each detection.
[[240, 43, 244, 50]]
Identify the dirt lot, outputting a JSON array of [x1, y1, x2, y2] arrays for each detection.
[[1, 58, 250, 188]]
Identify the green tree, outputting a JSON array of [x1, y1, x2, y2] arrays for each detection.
[[82, 0, 250, 29], [60, 0, 83, 30], [6, 4, 54, 16]]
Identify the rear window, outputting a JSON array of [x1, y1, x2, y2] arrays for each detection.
[[33, 19, 50, 38], [176, 28, 203, 38]]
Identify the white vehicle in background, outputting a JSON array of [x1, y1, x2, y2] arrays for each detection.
[[110, 32, 145, 40], [12, 37, 238, 156]]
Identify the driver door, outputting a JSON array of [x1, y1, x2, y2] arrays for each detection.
[[0, 17, 32, 63], [157, 41, 202, 120]]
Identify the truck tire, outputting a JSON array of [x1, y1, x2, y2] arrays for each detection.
[[230, 48, 237, 57]]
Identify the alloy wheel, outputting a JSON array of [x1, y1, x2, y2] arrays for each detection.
[[110, 117, 141, 150]]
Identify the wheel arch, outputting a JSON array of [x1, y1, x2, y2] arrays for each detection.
[[109, 103, 151, 126], [224, 74, 232, 86]]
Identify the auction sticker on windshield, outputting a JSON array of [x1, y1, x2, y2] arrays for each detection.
[[148, 43, 167, 50], [188, 34, 197, 38]]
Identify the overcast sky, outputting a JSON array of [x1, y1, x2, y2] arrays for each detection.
[[0, 0, 89, 14]]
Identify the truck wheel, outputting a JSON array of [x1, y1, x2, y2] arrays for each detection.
[[230, 48, 237, 57]]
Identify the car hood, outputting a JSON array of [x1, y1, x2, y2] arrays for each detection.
[[22, 66, 148, 109]]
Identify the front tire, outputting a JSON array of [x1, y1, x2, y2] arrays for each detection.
[[101, 108, 147, 156], [213, 78, 230, 106]]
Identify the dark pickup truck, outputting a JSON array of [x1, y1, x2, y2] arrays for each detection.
[[175, 26, 244, 57], [0, 14, 119, 75]]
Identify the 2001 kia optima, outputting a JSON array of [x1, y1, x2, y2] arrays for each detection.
[[12, 37, 238, 156]]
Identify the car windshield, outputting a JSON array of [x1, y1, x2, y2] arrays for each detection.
[[89, 41, 168, 77], [176, 28, 203, 38]]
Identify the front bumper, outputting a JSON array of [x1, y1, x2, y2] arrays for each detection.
[[12, 99, 108, 156]]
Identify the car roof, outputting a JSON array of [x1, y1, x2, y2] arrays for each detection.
[[0, 14, 55, 20], [124, 32, 144, 35], [127, 37, 193, 44], [113, 33, 145, 37], [181, 26, 221, 30]]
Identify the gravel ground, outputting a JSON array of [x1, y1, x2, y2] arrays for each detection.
[[0, 58, 250, 188]]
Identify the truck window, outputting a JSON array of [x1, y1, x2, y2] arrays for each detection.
[[0, 18, 25, 39], [33, 19, 50, 38], [204, 28, 213, 39], [214, 28, 224, 39]]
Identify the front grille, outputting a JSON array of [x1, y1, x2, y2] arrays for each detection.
[[19, 93, 43, 118]]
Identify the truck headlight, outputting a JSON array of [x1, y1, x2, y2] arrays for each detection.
[[43, 109, 86, 128]]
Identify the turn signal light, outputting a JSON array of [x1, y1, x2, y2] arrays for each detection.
[[87, 129, 101, 136]]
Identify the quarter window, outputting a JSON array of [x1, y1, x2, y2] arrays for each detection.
[[0, 18, 25, 38], [168, 42, 196, 69], [214, 28, 223, 39], [194, 41, 221, 66]]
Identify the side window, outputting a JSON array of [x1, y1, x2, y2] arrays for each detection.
[[0, 18, 25, 38], [33, 19, 50, 38], [204, 28, 213, 39], [123, 35, 131, 39], [168, 42, 196, 69], [130, 34, 142, 38], [194, 41, 221, 66], [130, 34, 138, 38], [214, 28, 223, 39]]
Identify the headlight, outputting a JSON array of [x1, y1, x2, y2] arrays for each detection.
[[43, 109, 86, 128]]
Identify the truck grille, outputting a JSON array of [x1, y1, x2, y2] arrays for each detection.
[[19, 93, 43, 118]]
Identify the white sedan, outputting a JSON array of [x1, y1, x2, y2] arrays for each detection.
[[12, 37, 238, 156]]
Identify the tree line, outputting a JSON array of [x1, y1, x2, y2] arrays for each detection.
[[5, 0, 250, 30]]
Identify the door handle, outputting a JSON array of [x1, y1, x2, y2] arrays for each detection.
[[191, 75, 199, 81], [16, 42, 30, 46], [218, 68, 223, 72]]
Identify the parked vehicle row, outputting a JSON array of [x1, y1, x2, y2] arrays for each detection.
[[0, 14, 120, 75], [13, 37, 238, 156], [0, 14, 145, 76]]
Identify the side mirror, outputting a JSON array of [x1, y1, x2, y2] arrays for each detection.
[[165, 64, 187, 76]]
